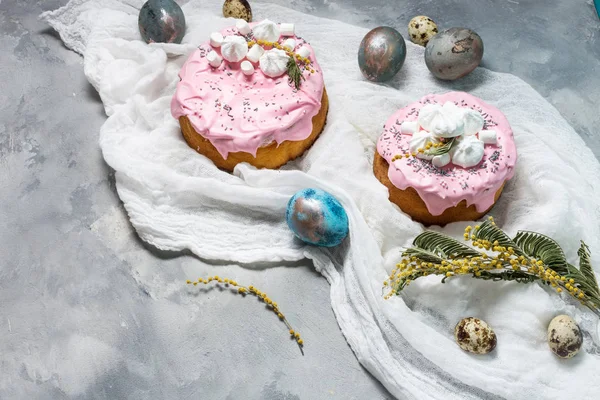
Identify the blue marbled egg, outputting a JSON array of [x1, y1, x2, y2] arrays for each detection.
[[286, 189, 349, 247], [138, 0, 186, 44]]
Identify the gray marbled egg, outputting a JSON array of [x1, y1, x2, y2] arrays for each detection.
[[548, 315, 583, 359], [138, 0, 186, 44], [454, 317, 497, 354], [408, 16, 438, 46], [358, 26, 407, 82], [424, 28, 484, 80]]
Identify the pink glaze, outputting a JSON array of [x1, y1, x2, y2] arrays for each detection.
[[171, 23, 325, 159], [376, 92, 517, 216]]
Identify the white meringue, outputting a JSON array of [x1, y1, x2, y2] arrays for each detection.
[[462, 108, 485, 136], [479, 129, 497, 144], [296, 46, 311, 60], [282, 38, 296, 51], [241, 60, 254, 76], [280, 23, 295, 37], [252, 19, 280, 42], [221, 35, 248, 63], [259, 49, 290, 78], [409, 130, 439, 161], [236, 19, 251, 35], [451, 135, 485, 168], [400, 121, 419, 135], [432, 153, 451, 168], [246, 44, 265, 63], [209, 32, 224, 47], [206, 50, 222, 68], [418, 102, 465, 138]]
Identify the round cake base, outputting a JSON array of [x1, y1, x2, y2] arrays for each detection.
[[373, 152, 505, 226], [179, 89, 329, 172]]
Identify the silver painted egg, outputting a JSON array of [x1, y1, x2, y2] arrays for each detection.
[[138, 0, 186, 44], [424, 27, 484, 80], [358, 26, 407, 82], [454, 317, 497, 354], [286, 188, 349, 247], [222, 0, 252, 22], [548, 315, 583, 359], [408, 16, 438, 46]]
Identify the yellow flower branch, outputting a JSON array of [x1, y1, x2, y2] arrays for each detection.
[[385, 217, 600, 317], [187, 276, 305, 354]]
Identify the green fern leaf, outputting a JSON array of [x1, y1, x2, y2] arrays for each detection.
[[474, 220, 525, 256], [402, 247, 443, 263], [578, 241, 598, 286], [513, 231, 569, 274], [576, 242, 600, 299], [563, 265, 600, 308], [409, 231, 481, 259]]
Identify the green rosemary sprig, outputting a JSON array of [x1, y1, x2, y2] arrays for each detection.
[[385, 218, 600, 318], [286, 57, 304, 90]]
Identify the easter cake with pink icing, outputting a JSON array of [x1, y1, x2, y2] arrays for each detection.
[[171, 19, 327, 171], [374, 92, 517, 226]]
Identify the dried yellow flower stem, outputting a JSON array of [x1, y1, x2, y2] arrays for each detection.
[[186, 276, 305, 354]]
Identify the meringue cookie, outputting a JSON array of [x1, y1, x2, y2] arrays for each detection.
[[409, 130, 439, 161], [246, 44, 265, 63], [236, 19, 251, 35], [296, 46, 311, 60], [221, 35, 248, 62], [206, 50, 222, 68], [462, 108, 485, 136], [432, 153, 451, 168], [210, 32, 224, 47], [400, 121, 419, 134], [479, 130, 497, 144], [259, 48, 290, 78], [451, 135, 485, 168], [418, 102, 465, 138], [282, 38, 296, 51], [280, 23, 295, 37], [241, 60, 254, 76], [252, 19, 280, 42]]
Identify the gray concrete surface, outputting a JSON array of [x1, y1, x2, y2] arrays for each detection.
[[1, 0, 599, 399]]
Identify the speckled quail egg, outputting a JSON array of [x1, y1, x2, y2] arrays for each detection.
[[454, 317, 497, 354], [222, 0, 252, 22], [547, 315, 583, 359], [408, 16, 438, 46]]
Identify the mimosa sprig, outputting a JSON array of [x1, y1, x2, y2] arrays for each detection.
[[385, 218, 600, 317], [187, 276, 305, 354]]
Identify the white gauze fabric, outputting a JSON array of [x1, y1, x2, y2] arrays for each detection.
[[41, 0, 600, 398]]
